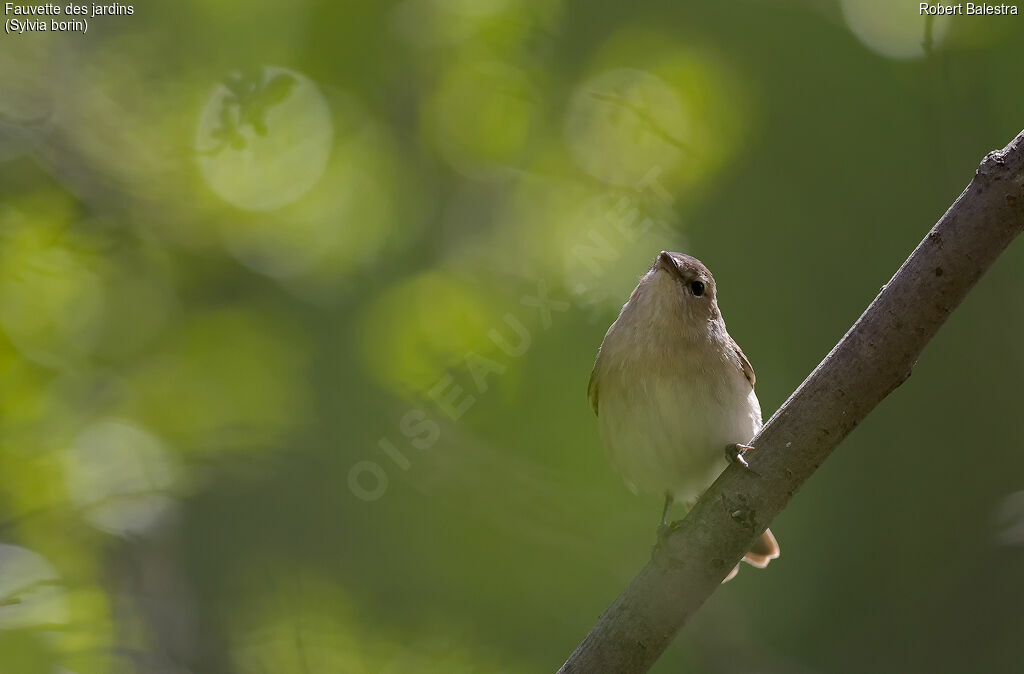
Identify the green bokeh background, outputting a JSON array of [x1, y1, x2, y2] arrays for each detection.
[[1, 1, 1023, 672]]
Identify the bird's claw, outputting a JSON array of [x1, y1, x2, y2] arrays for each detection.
[[726, 443, 759, 474]]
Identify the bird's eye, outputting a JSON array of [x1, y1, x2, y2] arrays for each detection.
[[690, 280, 705, 297]]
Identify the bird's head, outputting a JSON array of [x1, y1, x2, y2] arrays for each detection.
[[634, 250, 721, 326]]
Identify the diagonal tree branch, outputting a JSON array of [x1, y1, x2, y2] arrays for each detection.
[[558, 129, 1024, 673]]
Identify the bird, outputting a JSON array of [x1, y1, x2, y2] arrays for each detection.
[[588, 250, 779, 582]]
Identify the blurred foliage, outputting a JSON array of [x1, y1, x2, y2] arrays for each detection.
[[1, 1, 1023, 672]]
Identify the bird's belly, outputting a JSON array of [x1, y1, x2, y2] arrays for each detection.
[[598, 371, 760, 502]]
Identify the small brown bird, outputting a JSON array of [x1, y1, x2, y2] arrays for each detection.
[[588, 251, 778, 581]]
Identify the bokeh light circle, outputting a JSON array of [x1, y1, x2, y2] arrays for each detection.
[[424, 60, 539, 175], [65, 418, 180, 536], [841, 0, 951, 60], [564, 68, 688, 187], [0, 545, 68, 629], [0, 200, 106, 369], [995, 490, 1024, 547], [196, 66, 333, 211]]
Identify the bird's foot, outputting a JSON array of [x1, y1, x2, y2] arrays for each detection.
[[726, 443, 760, 474], [656, 519, 684, 546]]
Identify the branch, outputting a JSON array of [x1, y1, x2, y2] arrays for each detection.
[[558, 129, 1024, 673]]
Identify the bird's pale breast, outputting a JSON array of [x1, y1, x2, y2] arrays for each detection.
[[595, 335, 761, 502]]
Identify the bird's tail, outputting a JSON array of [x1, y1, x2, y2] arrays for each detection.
[[723, 528, 780, 583]]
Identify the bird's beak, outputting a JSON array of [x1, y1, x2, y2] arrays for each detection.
[[657, 250, 685, 282]]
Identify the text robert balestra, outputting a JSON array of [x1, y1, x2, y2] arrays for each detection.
[[920, 3, 1019, 14]]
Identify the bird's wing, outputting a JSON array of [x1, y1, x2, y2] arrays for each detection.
[[732, 338, 756, 388], [587, 355, 600, 416]]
